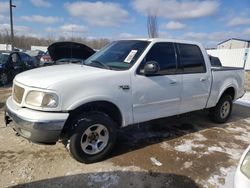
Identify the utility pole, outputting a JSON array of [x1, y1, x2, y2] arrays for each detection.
[[9, 0, 16, 51]]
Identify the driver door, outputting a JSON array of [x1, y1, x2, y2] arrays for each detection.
[[132, 42, 182, 123], [10, 53, 23, 77]]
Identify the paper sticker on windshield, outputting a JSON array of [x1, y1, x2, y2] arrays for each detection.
[[124, 50, 138, 63]]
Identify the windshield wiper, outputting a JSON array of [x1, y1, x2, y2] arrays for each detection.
[[90, 60, 111, 70]]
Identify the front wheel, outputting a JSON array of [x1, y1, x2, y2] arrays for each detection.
[[68, 112, 117, 163], [209, 95, 233, 123]]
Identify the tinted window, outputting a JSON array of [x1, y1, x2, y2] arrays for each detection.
[[209, 56, 222, 67], [20, 53, 31, 62], [178, 44, 206, 73], [144, 42, 177, 75]]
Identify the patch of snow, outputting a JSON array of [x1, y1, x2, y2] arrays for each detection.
[[204, 166, 235, 188], [235, 92, 250, 107], [234, 134, 250, 143], [204, 143, 242, 160], [227, 126, 247, 133], [183, 161, 193, 168], [208, 146, 224, 153], [150, 157, 162, 166], [174, 140, 205, 154], [159, 142, 172, 150], [194, 133, 207, 142]]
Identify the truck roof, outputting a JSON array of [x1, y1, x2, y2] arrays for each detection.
[[118, 38, 203, 46]]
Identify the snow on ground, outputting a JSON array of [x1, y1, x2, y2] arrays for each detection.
[[204, 167, 236, 188], [235, 92, 250, 107], [174, 140, 205, 154]]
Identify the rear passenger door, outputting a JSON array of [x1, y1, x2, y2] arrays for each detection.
[[176, 43, 211, 113]]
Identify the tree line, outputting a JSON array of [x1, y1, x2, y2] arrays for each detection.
[[0, 33, 110, 51]]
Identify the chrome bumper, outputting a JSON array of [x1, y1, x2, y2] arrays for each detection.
[[5, 97, 69, 144]]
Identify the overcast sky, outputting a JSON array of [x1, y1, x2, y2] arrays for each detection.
[[0, 0, 250, 47]]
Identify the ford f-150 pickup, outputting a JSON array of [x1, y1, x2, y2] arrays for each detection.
[[5, 39, 245, 163]]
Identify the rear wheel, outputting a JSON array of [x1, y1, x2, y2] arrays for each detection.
[[0, 72, 8, 85], [68, 112, 117, 163], [209, 95, 233, 123]]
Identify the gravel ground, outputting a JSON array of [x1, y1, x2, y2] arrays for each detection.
[[0, 86, 250, 188]]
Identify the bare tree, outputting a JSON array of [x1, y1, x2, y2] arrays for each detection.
[[147, 14, 158, 38]]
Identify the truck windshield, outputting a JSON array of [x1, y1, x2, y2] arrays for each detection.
[[83, 40, 149, 70]]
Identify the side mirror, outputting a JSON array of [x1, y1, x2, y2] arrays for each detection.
[[143, 61, 160, 75]]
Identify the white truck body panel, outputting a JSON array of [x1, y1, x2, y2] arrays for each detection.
[[12, 38, 245, 128]]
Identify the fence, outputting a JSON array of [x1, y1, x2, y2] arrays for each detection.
[[207, 48, 250, 70]]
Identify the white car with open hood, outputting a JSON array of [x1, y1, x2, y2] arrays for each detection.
[[5, 38, 245, 163]]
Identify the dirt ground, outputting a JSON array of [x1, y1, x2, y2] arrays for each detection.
[[0, 86, 250, 188]]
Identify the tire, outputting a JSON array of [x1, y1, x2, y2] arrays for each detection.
[[209, 95, 233, 123], [68, 112, 117, 163], [0, 72, 8, 86]]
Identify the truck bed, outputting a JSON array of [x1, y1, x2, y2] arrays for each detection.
[[206, 67, 245, 108], [211, 66, 244, 71]]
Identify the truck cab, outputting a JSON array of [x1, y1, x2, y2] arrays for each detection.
[[5, 39, 245, 163]]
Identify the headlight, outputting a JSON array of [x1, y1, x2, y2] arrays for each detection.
[[25, 91, 58, 108], [241, 150, 250, 179]]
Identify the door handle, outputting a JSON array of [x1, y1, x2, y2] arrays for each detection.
[[200, 77, 207, 82]]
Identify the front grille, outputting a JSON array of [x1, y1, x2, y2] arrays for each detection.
[[13, 84, 25, 104]]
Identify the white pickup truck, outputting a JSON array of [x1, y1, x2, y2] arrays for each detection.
[[5, 39, 245, 163]]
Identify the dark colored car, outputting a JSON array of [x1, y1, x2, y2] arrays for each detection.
[[48, 41, 95, 65], [0, 52, 35, 85]]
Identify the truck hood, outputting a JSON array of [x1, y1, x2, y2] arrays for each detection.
[[48, 41, 95, 61], [15, 64, 111, 89]]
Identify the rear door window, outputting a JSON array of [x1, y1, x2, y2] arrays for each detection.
[[177, 43, 206, 73]]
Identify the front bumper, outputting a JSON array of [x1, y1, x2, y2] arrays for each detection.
[[5, 96, 69, 144]]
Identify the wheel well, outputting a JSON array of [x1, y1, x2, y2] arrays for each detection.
[[221, 87, 235, 100], [65, 101, 123, 129]]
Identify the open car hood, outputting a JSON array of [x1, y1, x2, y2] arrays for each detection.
[[48, 41, 95, 61]]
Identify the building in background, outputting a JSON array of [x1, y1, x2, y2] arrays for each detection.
[[217, 38, 250, 49], [31, 46, 48, 52], [0, 44, 12, 51]]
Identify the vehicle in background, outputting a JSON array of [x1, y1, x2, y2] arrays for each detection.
[[0, 52, 34, 85], [40, 51, 53, 66], [5, 39, 245, 163], [18, 52, 37, 69], [209, 55, 222, 67], [26, 50, 45, 68], [234, 145, 250, 188], [48, 41, 95, 65]]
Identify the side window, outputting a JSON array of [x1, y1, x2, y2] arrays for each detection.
[[22, 54, 31, 62], [210, 56, 222, 67], [143, 42, 177, 75], [178, 44, 206, 73]]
